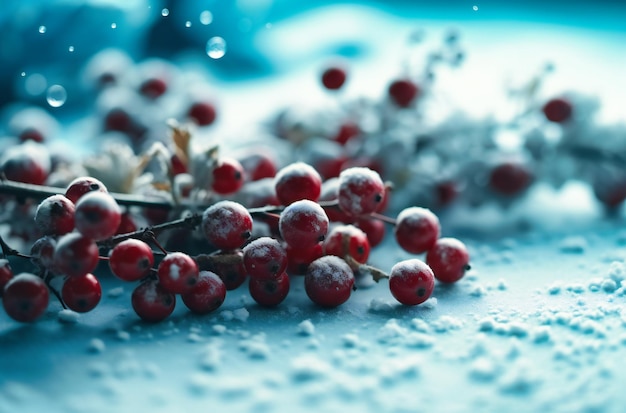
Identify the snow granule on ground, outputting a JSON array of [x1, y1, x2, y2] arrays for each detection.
[[431, 316, 464, 333], [87, 338, 106, 354], [212, 324, 227, 335], [220, 310, 234, 321], [368, 298, 396, 312], [58, 309, 79, 323], [187, 333, 203, 343], [559, 236, 588, 254], [469, 284, 487, 297], [199, 342, 222, 371], [468, 357, 499, 382], [239, 337, 271, 360], [290, 355, 332, 382], [341, 333, 360, 348], [404, 332, 435, 349], [233, 308, 250, 322], [421, 297, 438, 309], [107, 287, 124, 298], [115, 330, 130, 341], [378, 355, 421, 385], [297, 319, 315, 336], [410, 318, 431, 333]]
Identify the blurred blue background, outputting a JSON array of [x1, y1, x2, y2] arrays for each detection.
[[0, 0, 624, 111]]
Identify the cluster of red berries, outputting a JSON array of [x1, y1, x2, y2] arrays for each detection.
[[0, 160, 470, 323]]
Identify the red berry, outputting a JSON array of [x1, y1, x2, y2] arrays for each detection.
[[279, 199, 329, 248], [34, 195, 75, 236], [157, 252, 199, 294], [274, 162, 322, 205], [592, 170, 626, 209], [434, 180, 459, 207], [61, 273, 102, 313], [132, 280, 176, 322], [196, 250, 248, 291], [489, 161, 532, 196], [323, 224, 370, 264], [394, 207, 440, 254], [355, 217, 386, 247], [338, 167, 385, 217], [139, 77, 167, 99], [201, 200, 253, 250], [242, 237, 287, 280], [74, 192, 122, 241], [286, 243, 324, 276], [53, 233, 100, 278], [237, 152, 277, 181], [305, 256, 354, 308], [0, 142, 50, 185], [19, 128, 45, 143], [249, 271, 290, 307], [212, 157, 245, 195], [542, 98, 572, 123], [181, 271, 226, 314], [30, 236, 57, 273], [332, 122, 360, 146], [321, 66, 347, 90], [2, 273, 49, 322], [426, 238, 470, 283], [388, 79, 419, 108], [109, 239, 155, 282], [104, 108, 133, 133], [0, 259, 14, 297], [389, 259, 435, 305], [188, 101, 217, 126], [65, 176, 108, 204], [115, 212, 137, 235]]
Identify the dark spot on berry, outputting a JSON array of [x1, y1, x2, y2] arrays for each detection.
[[234, 171, 242, 181], [352, 284, 358, 291], [356, 246, 365, 256], [318, 235, 325, 242], [269, 262, 279, 274], [81, 208, 101, 223], [139, 257, 150, 270], [163, 295, 173, 306], [374, 193, 383, 202], [20, 301, 32, 312], [264, 281, 277, 293], [416, 288, 426, 297], [242, 231, 251, 240], [464, 264, 471, 271], [89, 183, 101, 191], [51, 202, 65, 217], [77, 298, 88, 309], [187, 277, 197, 286]]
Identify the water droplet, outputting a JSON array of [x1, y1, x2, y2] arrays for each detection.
[[206, 37, 226, 59], [185, 21, 192, 28], [200, 10, 213, 25], [47, 85, 67, 108], [20, 72, 26, 77], [68, 46, 75, 52], [38, 25, 46, 34], [472, 5, 479, 11], [111, 23, 117, 29], [161, 8, 169, 17], [25, 74, 47, 96]]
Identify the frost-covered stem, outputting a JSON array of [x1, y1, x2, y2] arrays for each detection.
[[368, 212, 397, 226], [101, 214, 204, 247], [0, 233, 31, 259], [0, 179, 174, 210], [43, 272, 67, 310], [144, 231, 168, 255], [343, 255, 389, 282]]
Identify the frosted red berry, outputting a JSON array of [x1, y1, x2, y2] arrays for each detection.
[[109, 239, 155, 282], [274, 162, 322, 205], [181, 271, 226, 314], [279, 199, 329, 248], [188, 101, 217, 126], [243, 237, 287, 280], [201, 200, 253, 250], [0, 259, 13, 297], [323, 224, 370, 264], [34, 195, 75, 236], [196, 250, 248, 291], [115, 212, 137, 235], [0, 142, 50, 185], [2, 273, 49, 322], [394, 207, 440, 254], [319, 178, 353, 223], [332, 122, 359, 146], [305, 256, 355, 308], [389, 259, 435, 305], [338, 167, 385, 217], [30, 236, 57, 273], [132, 280, 176, 322], [212, 157, 245, 195], [53, 232, 100, 278], [389, 79, 419, 108], [74, 192, 122, 241], [157, 252, 199, 294], [286, 243, 324, 275], [542, 98, 572, 123], [249, 271, 290, 307], [321, 66, 347, 90], [426, 237, 470, 284], [61, 273, 102, 313], [237, 152, 277, 181], [489, 161, 532, 196], [64, 176, 108, 203]]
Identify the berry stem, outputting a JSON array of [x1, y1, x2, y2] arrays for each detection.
[[143, 231, 168, 255], [343, 255, 390, 282], [43, 271, 67, 310], [0, 233, 31, 259], [368, 212, 397, 226]]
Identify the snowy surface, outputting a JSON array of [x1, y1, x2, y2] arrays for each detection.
[[2, 4, 626, 413]]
